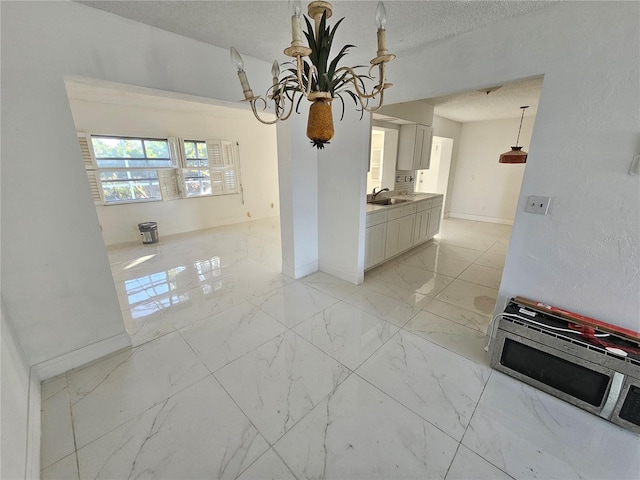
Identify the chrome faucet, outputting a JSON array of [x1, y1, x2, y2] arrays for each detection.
[[372, 187, 389, 199]]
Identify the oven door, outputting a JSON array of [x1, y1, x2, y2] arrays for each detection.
[[490, 328, 617, 417]]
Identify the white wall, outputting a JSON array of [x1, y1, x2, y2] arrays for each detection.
[[416, 137, 454, 200], [276, 102, 319, 280], [68, 96, 279, 245], [0, 0, 272, 371], [389, 1, 640, 330], [1, 299, 39, 480], [318, 107, 372, 284], [448, 116, 533, 224], [431, 115, 462, 216]]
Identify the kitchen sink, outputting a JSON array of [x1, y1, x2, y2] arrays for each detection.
[[367, 198, 410, 206]]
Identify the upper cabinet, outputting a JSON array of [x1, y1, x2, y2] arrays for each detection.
[[397, 124, 434, 171]]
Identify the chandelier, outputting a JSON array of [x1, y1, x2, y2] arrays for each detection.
[[230, 1, 395, 149]]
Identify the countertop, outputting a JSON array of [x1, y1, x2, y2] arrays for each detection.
[[366, 193, 443, 214]]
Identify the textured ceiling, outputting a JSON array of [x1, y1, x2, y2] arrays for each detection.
[[428, 76, 543, 122], [73, 1, 553, 122], [75, 1, 557, 64]]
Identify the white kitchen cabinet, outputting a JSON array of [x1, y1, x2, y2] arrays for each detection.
[[365, 210, 388, 270], [413, 208, 431, 245], [412, 199, 433, 246], [427, 200, 443, 239], [385, 214, 415, 259], [365, 223, 387, 269], [365, 195, 442, 271], [387, 202, 418, 260], [397, 124, 434, 171]]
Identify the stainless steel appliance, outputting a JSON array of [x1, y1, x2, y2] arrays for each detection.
[[490, 299, 640, 433]]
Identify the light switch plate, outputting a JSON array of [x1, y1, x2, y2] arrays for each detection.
[[525, 195, 551, 215]]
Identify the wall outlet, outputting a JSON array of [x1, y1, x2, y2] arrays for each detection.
[[525, 195, 551, 215]]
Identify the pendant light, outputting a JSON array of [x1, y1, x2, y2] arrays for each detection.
[[499, 106, 529, 164]]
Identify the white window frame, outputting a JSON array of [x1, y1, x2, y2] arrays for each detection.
[[97, 169, 164, 205], [180, 139, 213, 198], [170, 137, 241, 199], [77, 133, 241, 205]]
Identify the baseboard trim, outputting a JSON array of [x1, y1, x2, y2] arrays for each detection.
[[448, 212, 514, 225], [25, 368, 41, 480], [282, 260, 319, 280], [33, 332, 131, 381], [318, 262, 362, 285]]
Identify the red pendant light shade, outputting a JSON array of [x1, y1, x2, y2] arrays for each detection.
[[499, 146, 528, 163], [499, 106, 529, 164]]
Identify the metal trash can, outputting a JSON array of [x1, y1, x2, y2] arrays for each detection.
[[138, 222, 159, 244]]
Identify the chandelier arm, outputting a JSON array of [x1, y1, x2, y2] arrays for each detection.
[[295, 56, 316, 98], [269, 82, 296, 121], [362, 86, 385, 112], [248, 91, 298, 125], [334, 65, 385, 101], [368, 63, 387, 87], [276, 89, 298, 121]]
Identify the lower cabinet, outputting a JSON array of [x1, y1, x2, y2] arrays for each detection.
[[413, 208, 431, 245], [365, 223, 387, 270], [365, 195, 443, 271], [385, 214, 415, 259], [427, 201, 443, 239]]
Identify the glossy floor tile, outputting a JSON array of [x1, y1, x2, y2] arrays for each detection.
[[215, 330, 349, 443], [358, 330, 491, 441], [273, 374, 459, 479], [76, 376, 269, 479], [40, 217, 637, 479], [462, 372, 640, 480]]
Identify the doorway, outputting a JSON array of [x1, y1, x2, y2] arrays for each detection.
[[415, 136, 454, 203]]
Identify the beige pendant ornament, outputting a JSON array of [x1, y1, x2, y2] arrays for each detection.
[[306, 98, 334, 149]]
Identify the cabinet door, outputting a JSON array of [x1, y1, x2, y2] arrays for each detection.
[[397, 214, 415, 253], [413, 126, 425, 169], [428, 203, 443, 239], [419, 125, 434, 170], [413, 209, 431, 245], [365, 223, 387, 270], [398, 124, 433, 171], [384, 218, 402, 259]]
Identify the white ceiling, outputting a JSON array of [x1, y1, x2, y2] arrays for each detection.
[[73, 1, 553, 122], [427, 76, 543, 122], [76, 1, 557, 64]]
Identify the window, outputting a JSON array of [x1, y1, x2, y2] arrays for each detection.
[[182, 140, 211, 197], [77, 133, 241, 205], [92, 136, 172, 169], [98, 170, 161, 203], [176, 139, 239, 197], [206, 140, 239, 196], [90, 136, 173, 204]]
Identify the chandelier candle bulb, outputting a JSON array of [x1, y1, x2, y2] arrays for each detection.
[[376, 2, 388, 56], [271, 60, 280, 92], [289, 0, 304, 46], [230, 47, 254, 100], [375, 1, 387, 29]]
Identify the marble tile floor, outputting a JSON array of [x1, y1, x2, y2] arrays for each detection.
[[40, 217, 639, 479]]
